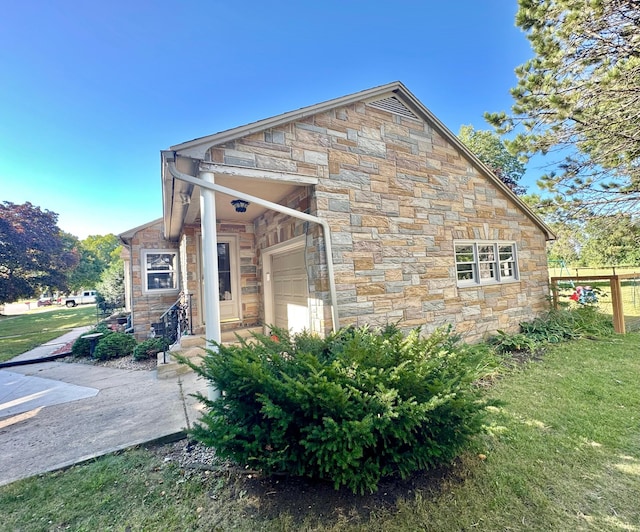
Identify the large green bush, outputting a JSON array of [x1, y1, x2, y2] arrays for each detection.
[[184, 325, 496, 494], [92, 332, 137, 361], [71, 324, 113, 357]]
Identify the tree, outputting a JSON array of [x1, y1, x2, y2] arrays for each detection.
[[67, 234, 120, 292], [487, 0, 640, 219], [0, 202, 78, 304], [457, 125, 527, 194], [95, 255, 125, 309], [579, 216, 640, 266]]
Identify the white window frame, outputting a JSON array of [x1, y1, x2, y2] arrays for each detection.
[[142, 250, 179, 293], [454, 241, 519, 287]]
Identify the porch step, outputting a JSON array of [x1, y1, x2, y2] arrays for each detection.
[[156, 346, 205, 380], [156, 327, 263, 379]]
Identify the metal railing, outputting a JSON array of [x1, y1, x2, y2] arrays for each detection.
[[151, 292, 192, 363]]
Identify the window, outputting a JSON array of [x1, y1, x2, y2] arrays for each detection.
[[143, 251, 178, 292], [454, 241, 518, 286]]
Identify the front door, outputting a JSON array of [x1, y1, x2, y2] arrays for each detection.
[[217, 239, 239, 321], [199, 234, 241, 324]]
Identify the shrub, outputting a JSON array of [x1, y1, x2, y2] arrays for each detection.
[[489, 330, 538, 354], [133, 337, 169, 361], [490, 307, 615, 357], [71, 324, 113, 357], [183, 325, 496, 494], [92, 332, 137, 361]]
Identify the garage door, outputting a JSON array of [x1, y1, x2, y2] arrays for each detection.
[[271, 247, 309, 334]]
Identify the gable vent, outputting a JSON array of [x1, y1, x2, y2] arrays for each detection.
[[368, 96, 419, 120]]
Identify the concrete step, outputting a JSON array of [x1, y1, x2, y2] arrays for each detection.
[[157, 327, 262, 379]]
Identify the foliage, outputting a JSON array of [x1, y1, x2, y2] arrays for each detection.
[[92, 332, 137, 361], [71, 324, 114, 358], [67, 234, 121, 293], [579, 215, 640, 266], [487, 0, 640, 221], [488, 331, 538, 354], [0, 202, 78, 304], [96, 257, 125, 309], [490, 307, 614, 355], [183, 325, 495, 494], [133, 337, 169, 361], [3, 335, 639, 530], [457, 125, 526, 194]]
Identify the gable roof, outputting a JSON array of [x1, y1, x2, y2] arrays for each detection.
[[167, 81, 554, 240], [118, 218, 163, 245]]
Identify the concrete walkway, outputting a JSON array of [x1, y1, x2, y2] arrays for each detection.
[[7, 325, 92, 363], [0, 331, 208, 487]]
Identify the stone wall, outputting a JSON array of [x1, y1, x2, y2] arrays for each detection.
[[204, 99, 550, 341], [127, 220, 180, 341]]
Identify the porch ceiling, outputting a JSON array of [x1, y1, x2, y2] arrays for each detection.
[[183, 175, 302, 224]]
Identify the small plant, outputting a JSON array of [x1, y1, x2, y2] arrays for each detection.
[[489, 330, 538, 354], [92, 332, 137, 361], [133, 337, 169, 361], [182, 325, 497, 494]]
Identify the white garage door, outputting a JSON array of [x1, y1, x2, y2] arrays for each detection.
[[271, 247, 309, 334]]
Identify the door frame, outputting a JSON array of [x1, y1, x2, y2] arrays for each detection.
[[262, 235, 308, 332], [197, 232, 242, 326]]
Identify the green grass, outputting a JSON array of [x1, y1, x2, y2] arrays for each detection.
[[0, 305, 97, 362], [1, 334, 639, 530]]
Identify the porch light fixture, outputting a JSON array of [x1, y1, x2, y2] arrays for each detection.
[[231, 199, 249, 213]]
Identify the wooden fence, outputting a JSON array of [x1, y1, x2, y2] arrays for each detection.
[[550, 273, 640, 333]]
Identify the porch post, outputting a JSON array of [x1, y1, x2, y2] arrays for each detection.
[[199, 170, 222, 400]]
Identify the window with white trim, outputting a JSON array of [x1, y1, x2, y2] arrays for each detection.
[[143, 251, 178, 292], [454, 241, 518, 286]]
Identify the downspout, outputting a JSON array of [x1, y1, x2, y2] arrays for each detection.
[[164, 157, 340, 332]]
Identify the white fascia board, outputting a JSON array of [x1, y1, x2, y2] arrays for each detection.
[[199, 162, 318, 185]]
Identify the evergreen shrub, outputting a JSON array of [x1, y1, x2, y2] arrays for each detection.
[[71, 324, 113, 357], [184, 325, 496, 494], [92, 332, 137, 361], [133, 337, 169, 361]]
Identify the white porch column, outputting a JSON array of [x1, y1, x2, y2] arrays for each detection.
[[199, 170, 221, 400]]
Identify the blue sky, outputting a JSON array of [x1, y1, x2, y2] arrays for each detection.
[[0, 1, 537, 239]]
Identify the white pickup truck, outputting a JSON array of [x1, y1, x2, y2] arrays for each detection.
[[64, 290, 97, 307]]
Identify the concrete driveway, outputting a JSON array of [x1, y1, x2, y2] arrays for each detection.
[[0, 355, 208, 487]]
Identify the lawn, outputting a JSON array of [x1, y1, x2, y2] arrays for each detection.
[[0, 305, 98, 362], [1, 333, 638, 530]]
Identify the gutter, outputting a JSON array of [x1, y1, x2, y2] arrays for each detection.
[[163, 153, 340, 332]]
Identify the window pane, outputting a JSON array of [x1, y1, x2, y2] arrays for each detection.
[[457, 263, 475, 281], [478, 245, 495, 262], [146, 253, 175, 271], [501, 262, 514, 277], [499, 245, 514, 260], [479, 262, 495, 279], [455, 245, 474, 263], [218, 243, 232, 300], [147, 272, 175, 290]]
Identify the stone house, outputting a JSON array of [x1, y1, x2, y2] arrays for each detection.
[[119, 81, 553, 349]]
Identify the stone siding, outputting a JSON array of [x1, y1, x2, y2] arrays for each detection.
[[206, 99, 550, 342], [126, 220, 180, 341]]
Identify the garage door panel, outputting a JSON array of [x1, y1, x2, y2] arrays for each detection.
[[271, 247, 309, 333]]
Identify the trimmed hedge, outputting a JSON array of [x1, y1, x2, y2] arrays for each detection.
[[183, 325, 496, 494]]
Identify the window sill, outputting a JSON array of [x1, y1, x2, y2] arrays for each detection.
[[456, 278, 521, 289]]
